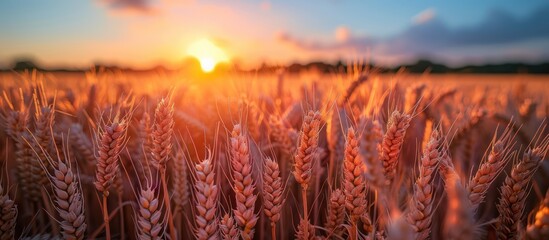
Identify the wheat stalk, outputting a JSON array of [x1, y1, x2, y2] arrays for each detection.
[[94, 121, 127, 195], [32, 96, 55, 185], [5, 110, 41, 202], [358, 116, 385, 190], [327, 108, 347, 185], [467, 127, 514, 212], [94, 121, 127, 240], [230, 124, 258, 240], [151, 98, 174, 170], [294, 110, 321, 238], [263, 157, 283, 240], [151, 98, 177, 239], [343, 127, 367, 240], [406, 127, 443, 240], [421, 119, 433, 151], [496, 139, 549, 240], [381, 110, 411, 185], [194, 154, 219, 240]]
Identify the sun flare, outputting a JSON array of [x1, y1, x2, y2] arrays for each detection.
[[187, 39, 229, 72]]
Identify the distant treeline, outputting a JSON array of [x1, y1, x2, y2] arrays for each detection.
[[275, 60, 549, 74], [2, 59, 549, 74]]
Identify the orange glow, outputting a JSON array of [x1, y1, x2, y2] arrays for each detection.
[[186, 39, 229, 72]]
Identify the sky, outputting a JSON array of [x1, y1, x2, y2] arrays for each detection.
[[1, 0, 549, 69]]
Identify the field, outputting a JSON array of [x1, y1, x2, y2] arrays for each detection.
[[0, 70, 548, 240]]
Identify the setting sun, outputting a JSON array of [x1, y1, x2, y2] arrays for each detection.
[[186, 39, 229, 72]]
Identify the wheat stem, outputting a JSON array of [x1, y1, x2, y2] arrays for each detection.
[[102, 194, 110, 240]]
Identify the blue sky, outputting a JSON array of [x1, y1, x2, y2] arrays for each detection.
[[1, 0, 548, 68]]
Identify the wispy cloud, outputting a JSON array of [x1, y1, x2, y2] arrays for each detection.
[[277, 26, 375, 52], [412, 8, 436, 24]]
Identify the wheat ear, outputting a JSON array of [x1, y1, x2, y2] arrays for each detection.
[[404, 83, 426, 113], [6, 110, 41, 202], [220, 213, 239, 240], [194, 154, 219, 240], [172, 149, 189, 214], [230, 124, 258, 240], [294, 110, 321, 238], [137, 112, 153, 176], [496, 139, 549, 240], [151, 98, 177, 239], [381, 110, 411, 185], [406, 127, 443, 240], [343, 127, 367, 240], [94, 121, 127, 240], [358, 116, 386, 190], [294, 112, 322, 184], [325, 188, 345, 236], [296, 218, 315, 240], [467, 127, 514, 212], [49, 157, 87, 239], [0, 184, 17, 240], [136, 185, 164, 240], [263, 157, 283, 240], [69, 123, 96, 167], [94, 121, 127, 194], [32, 96, 55, 185], [527, 190, 549, 239], [268, 115, 296, 157], [327, 108, 347, 185]]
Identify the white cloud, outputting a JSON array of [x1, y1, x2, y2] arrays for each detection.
[[413, 8, 436, 24]]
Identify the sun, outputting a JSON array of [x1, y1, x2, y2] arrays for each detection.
[[187, 39, 229, 73]]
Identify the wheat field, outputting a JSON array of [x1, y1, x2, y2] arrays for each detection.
[[0, 70, 548, 240]]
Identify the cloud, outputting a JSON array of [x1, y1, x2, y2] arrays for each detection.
[[413, 8, 436, 24], [335, 26, 351, 42], [277, 31, 375, 52], [278, 6, 549, 62], [101, 0, 155, 13]]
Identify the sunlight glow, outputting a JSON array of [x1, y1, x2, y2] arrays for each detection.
[[187, 39, 229, 72]]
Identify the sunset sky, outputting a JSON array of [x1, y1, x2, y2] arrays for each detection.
[[1, 0, 549, 69]]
